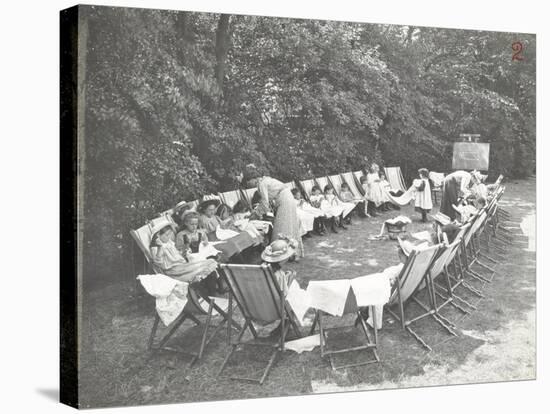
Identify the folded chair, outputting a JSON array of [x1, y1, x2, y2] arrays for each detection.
[[412, 235, 474, 338], [218, 263, 302, 384], [308, 285, 380, 370], [385, 244, 442, 351], [384, 166, 408, 192], [431, 227, 478, 315], [130, 219, 240, 366], [218, 189, 242, 209]]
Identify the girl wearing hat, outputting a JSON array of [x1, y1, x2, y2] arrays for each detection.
[[261, 237, 298, 336], [414, 168, 433, 222], [243, 166, 304, 259], [261, 236, 298, 294], [197, 198, 234, 240], [150, 224, 221, 296]]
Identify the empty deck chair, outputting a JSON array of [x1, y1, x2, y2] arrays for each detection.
[[410, 234, 473, 336], [218, 263, 302, 384], [384, 166, 407, 192], [130, 218, 239, 365], [385, 244, 442, 351], [218, 190, 242, 209]]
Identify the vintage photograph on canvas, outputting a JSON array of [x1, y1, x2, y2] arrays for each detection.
[[60, 4, 536, 409]]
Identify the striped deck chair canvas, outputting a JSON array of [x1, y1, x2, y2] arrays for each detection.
[[384, 167, 407, 192], [327, 174, 345, 197], [299, 178, 317, 201], [218, 263, 301, 384], [240, 187, 257, 208], [284, 181, 297, 190], [342, 171, 365, 197], [385, 244, 442, 350], [315, 176, 331, 193], [218, 190, 242, 209]]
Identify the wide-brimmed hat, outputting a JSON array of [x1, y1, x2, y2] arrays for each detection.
[[261, 237, 297, 263], [150, 219, 177, 237], [198, 197, 221, 213]]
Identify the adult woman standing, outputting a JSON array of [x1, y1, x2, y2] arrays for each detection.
[[243, 166, 304, 259], [440, 170, 482, 220]]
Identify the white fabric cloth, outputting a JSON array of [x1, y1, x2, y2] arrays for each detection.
[[137, 274, 189, 326], [306, 279, 352, 317], [215, 227, 240, 240], [414, 178, 433, 210], [286, 280, 311, 325], [350, 273, 392, 307], [285, 335, 320, 353], [429, 171, 445, 187]]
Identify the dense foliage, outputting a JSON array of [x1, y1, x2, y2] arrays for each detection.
[[79, 6, 535, 283]]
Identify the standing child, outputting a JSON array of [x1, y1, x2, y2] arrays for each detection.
[[414, 168, 433, 222]]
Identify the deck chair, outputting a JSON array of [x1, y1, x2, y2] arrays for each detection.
[[385, 244, 442, 351], [308, 284, 380, 370], [130, 219, 240, 366], [240, 187, 257, 208], [340, 172, 365, 198], [315, 176, 331, 193], [218, 263, 302, 384], [218, 190, 242, 209], [285, 181, 297, 190], [298, 178, 317, 202], [384, 166, 407, 192], [410, 235, 473, 337]]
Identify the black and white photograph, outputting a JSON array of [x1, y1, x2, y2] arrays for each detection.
[[56, 1, 539, 410]]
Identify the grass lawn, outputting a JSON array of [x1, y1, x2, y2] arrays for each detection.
[[78, 177, 536, 408]]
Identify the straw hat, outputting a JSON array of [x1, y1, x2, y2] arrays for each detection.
[[261, 236, 297, 263], [150, 220, 177, 236], [198, 198, 221, 213]]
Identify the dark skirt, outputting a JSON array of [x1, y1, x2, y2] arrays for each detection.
[[440, 178, 459, 220]]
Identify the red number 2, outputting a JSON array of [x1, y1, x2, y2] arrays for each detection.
[[512, 41, 524, 61]]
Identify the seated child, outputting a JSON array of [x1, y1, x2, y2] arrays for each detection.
[[175, 211, 211, 255], [340, 182, 367, 219], [324, 185, 351, 228], [261, 237, 299, 336], [310, 185, 343, 233], [291, 188, 326, 236], [198, 199, 235, 240], [150, 223, 223, 297]]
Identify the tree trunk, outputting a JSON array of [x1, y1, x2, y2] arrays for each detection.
[[215, 14, 231, 93]]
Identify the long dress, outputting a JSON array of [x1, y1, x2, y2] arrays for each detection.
[[258, 176, 304, 257], [294, 199, 315, 234], [440, 170, 472, 220], [414, 178, 433, 213], [150, 240, 218, 283], [366, 172, 385, 207]]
